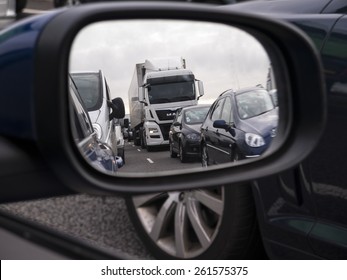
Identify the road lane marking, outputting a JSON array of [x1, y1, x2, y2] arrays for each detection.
[[147, 158, 154, 164], [137, 149, 141, 152]]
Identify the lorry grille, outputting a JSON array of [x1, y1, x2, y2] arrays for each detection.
[[159, 124, 172, 141], [156, 109, 178, 121]]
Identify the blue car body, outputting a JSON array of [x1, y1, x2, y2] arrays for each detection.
[[201, 87, 278, 165]]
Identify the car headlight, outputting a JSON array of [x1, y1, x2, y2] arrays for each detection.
[[245, 133, 265, 147], [92, 123, 102, 140], [186, 133, 200, 141], [148, 127, 159, 134]]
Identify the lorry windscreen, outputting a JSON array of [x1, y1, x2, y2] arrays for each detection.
[[71, 73, 103, 111], [147, 78, 195, 105]]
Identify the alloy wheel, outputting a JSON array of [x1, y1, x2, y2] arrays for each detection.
[[131, 188, 224, 258]]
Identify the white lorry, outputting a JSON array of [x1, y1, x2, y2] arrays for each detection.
[[128, 57, 204, 151]]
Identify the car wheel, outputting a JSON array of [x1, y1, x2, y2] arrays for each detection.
[[232, 147, 240, 162], [16, 0, 27, 13], [125, 184, 263, 259], [170, 141, 177, 158], [179, 142, 187, 163], [53, 0, 67, 8], [140, 129, 146, 149], [201, 143, 209, 167], [118, 148, 125, 164]]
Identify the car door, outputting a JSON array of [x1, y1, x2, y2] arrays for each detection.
[[215, 96, 236, 164], [304, 15, 347, 259], [203, 97, 225, 164]]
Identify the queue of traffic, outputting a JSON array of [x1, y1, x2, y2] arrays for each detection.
[[70, 57, 278, 172]]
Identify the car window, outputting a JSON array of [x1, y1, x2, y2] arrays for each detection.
[[221, 97, 233, 124], [105, 78, 111, 102], [69, 81, 94, 140], [236, 89, 274, 119], [71, 73, 103, 111], [184, 107, 210, 124], [211, 98, 225, 121]]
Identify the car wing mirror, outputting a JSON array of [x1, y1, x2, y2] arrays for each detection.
[[0, 2, 326, 198], [173, 121, 181, 127], [213, 120, 228, 129]]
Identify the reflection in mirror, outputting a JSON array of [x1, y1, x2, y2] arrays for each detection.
[[69, 20, 278, 176]]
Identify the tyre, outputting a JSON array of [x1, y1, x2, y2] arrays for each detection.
[[179, 142, 187, 163], [118, 148, 125, 164], [140, 129, 146, 149], [125, 184, 263, 259], [134, 130, 140, 146], [169, 141, 177, 158], [53, 0, 67, 8], [232, 148, 240, 162], [16, 0, 27, 13]]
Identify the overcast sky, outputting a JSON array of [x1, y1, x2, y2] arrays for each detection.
[[69, 19, 271, 114]]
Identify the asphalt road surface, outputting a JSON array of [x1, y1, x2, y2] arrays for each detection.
[[121, 142, 201, 173]]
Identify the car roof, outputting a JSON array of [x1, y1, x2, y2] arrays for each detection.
[[218, 86, 266, 98]]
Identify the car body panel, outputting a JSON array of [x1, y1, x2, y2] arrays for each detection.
[[0, 11, 60, 139], [227, 0, 347, 259]]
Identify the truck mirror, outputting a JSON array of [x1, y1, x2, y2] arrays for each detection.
[[197, 80, 204, 97], [138, 88, 145, 103]]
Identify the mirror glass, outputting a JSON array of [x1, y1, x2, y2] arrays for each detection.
[[69, 19, 278, 176]]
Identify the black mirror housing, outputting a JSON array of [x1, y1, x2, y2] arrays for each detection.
[[0, 2, 326, 198], [213, 120, 228, 129]]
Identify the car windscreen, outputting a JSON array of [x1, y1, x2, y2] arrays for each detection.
[[184, 106, 210, 125], [236, 89, 274, 120], [71, 73, 102, 111]]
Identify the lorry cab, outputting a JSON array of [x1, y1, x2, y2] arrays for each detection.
[[129, 57, 204, 151]]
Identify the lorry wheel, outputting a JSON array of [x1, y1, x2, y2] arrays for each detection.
[[125, 184, 264, 259], [140, 130, 146, 149]]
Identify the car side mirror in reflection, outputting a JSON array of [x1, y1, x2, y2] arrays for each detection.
[[213, 120, 228, 130], [0, 2, 324, 196], [109, 97, 125, 120]]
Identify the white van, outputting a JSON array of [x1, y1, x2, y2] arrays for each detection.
[[71, 70, 125, 158]]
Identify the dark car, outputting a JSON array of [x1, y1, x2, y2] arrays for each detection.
[[69, 76, 120, 173], [200, 87, 278, 166], [225, 0, 347, 260], [169, 104, 210, 162]]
